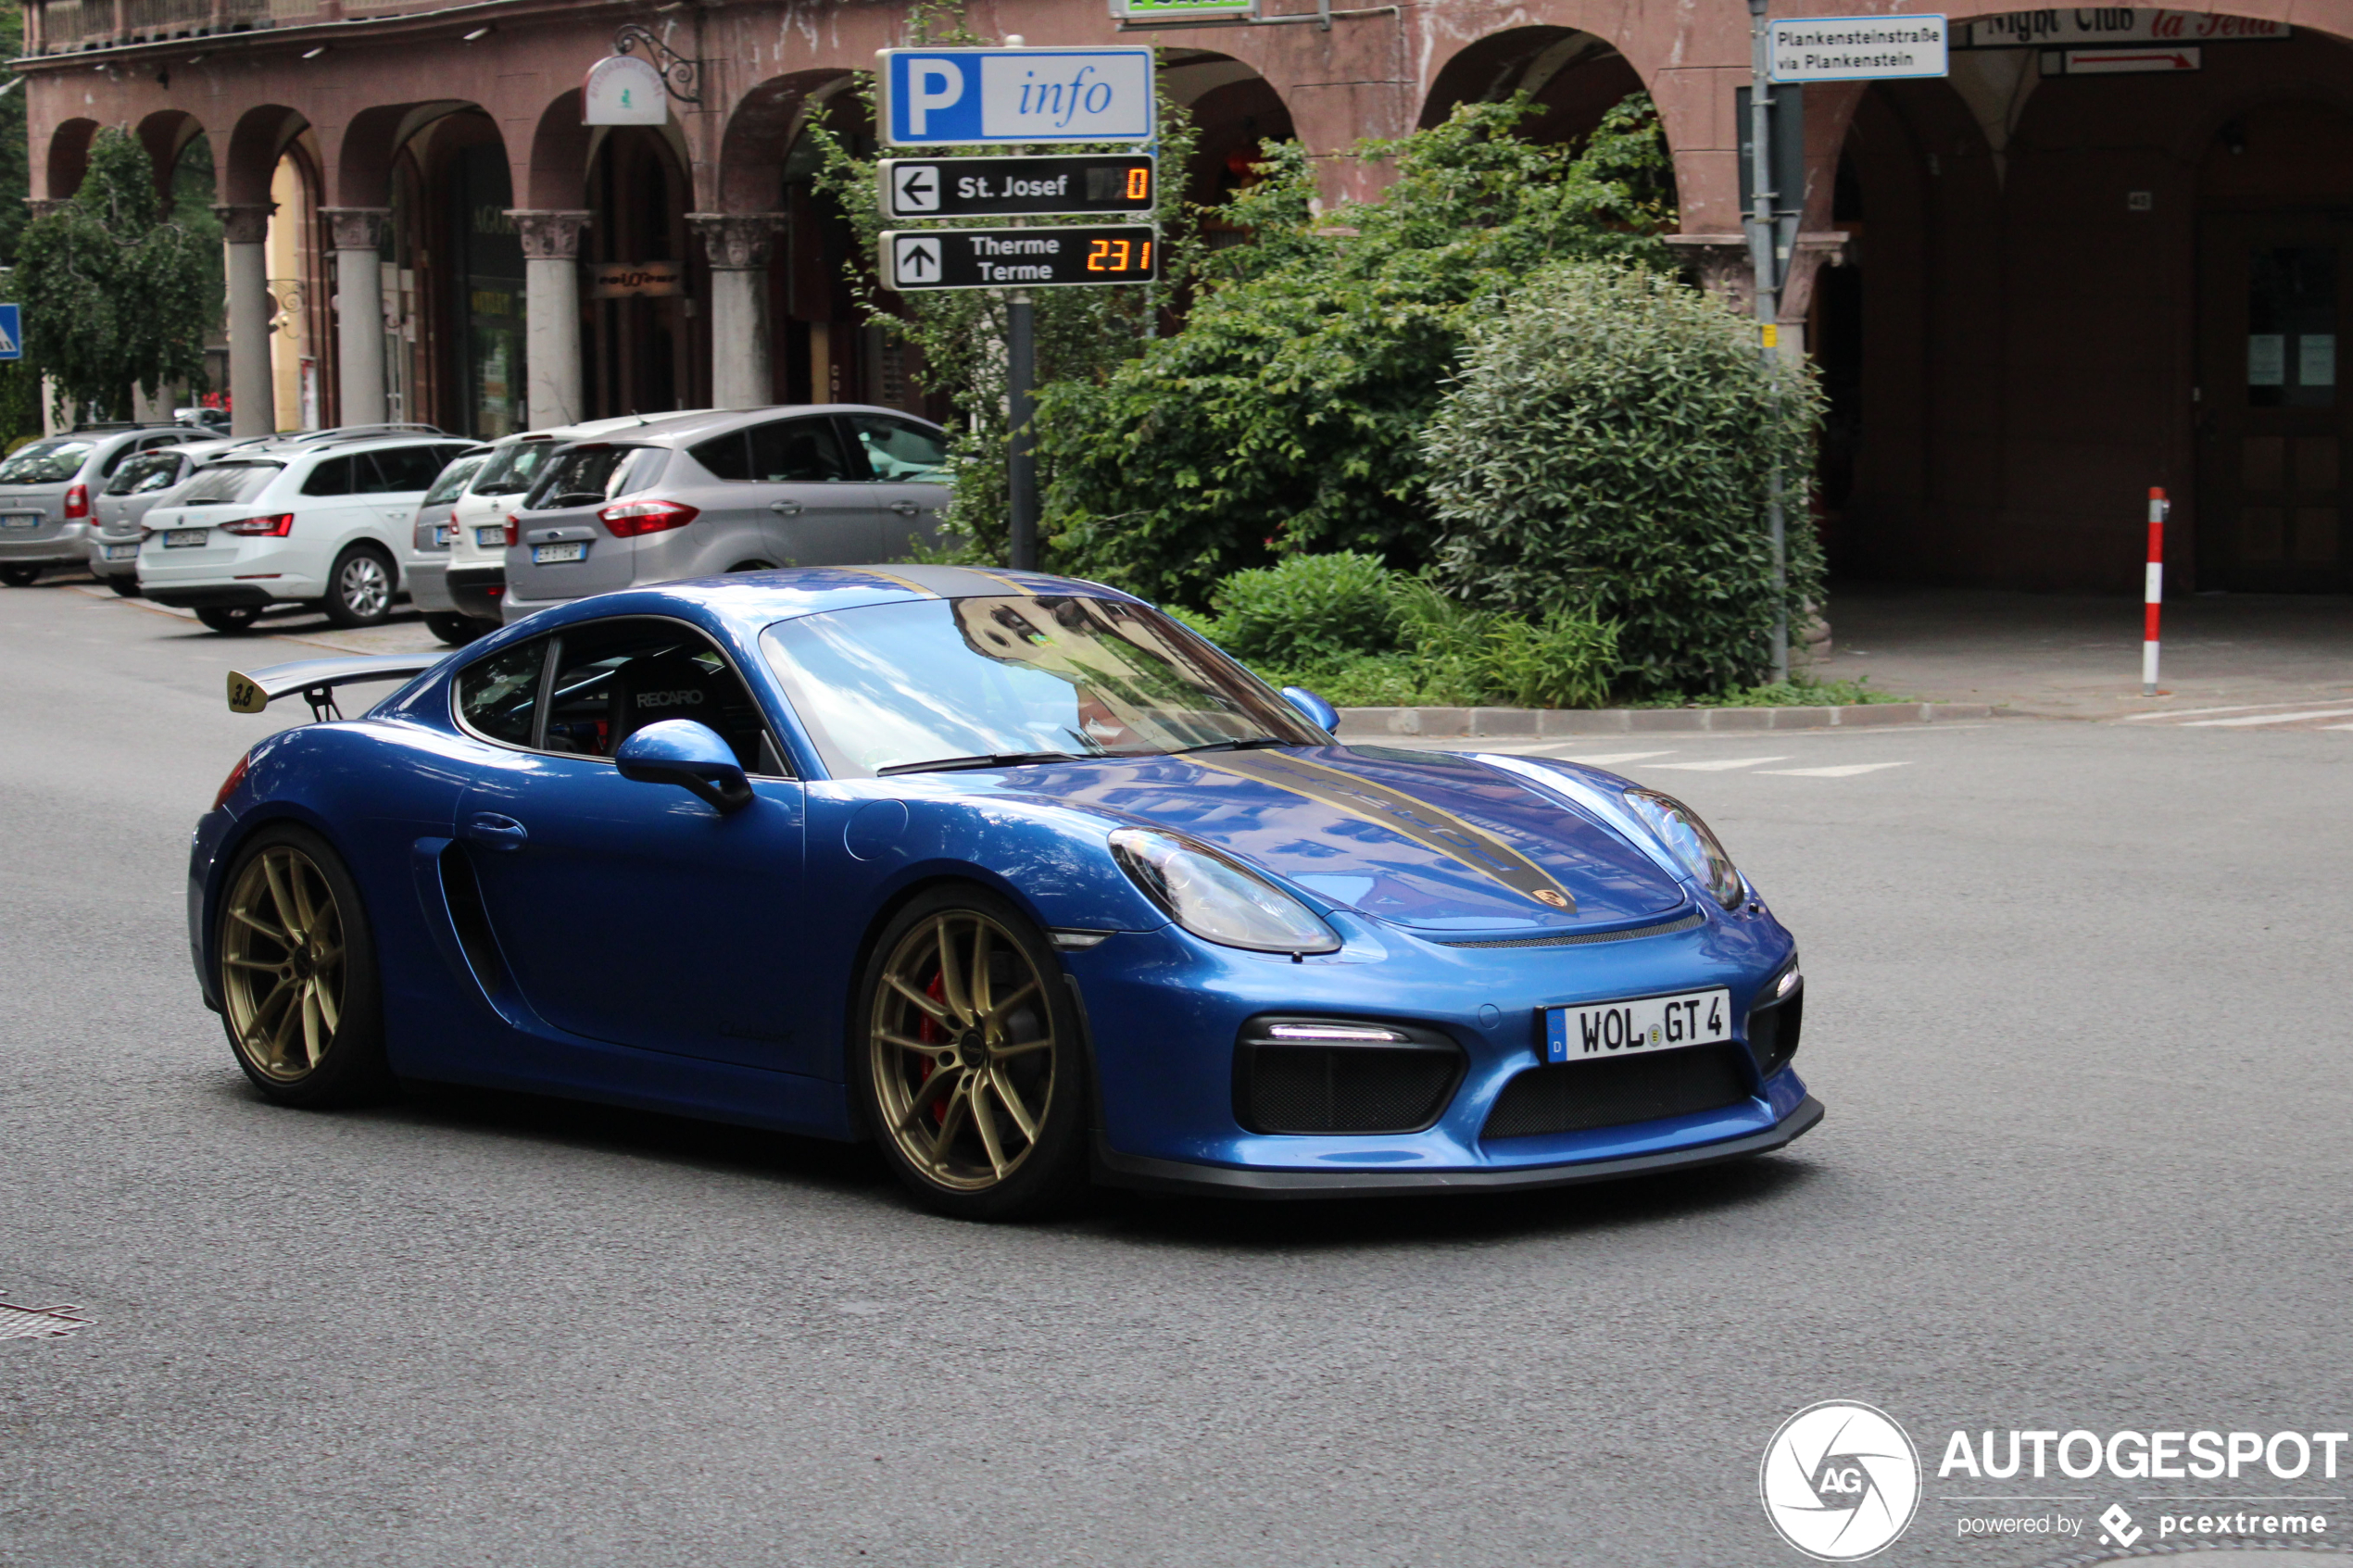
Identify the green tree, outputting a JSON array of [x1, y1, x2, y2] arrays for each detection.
[[15, 126, 214, 423], [1036, 94, 1675, 607]]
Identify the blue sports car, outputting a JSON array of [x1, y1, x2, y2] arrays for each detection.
[[192, 566, 1819, 1218]]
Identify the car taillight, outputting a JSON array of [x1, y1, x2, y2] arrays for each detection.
[[598, 499, 698, 538], [212, 754, 250, 811], [503, 519, 518, 547], [64, 483, 89, 520], [220, 514, 295, 536]]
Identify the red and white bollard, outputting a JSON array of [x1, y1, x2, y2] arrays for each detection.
[[2143, 487, 2169, 696]]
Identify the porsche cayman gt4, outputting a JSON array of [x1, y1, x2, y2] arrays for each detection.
[[191, 565, 1820, 1218]]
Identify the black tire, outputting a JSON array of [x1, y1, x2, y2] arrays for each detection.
[[107, 574, 143, 597], [0, 564, 41, 587], [850, 884, 1090, 1221], [322, 544, 396, 628], [212, 822, 394, 1109], [726, 559, 777, 573], [196, 605, 263, 633], [426, 612, 484, 646]]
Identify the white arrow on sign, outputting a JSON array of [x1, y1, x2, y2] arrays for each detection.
[[893, 164, 941, 213], [893, 235, 942, 285]]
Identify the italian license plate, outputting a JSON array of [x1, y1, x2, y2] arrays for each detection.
[[1, 511, 39, 529], [475, 526, 506, 548], [1544, 986, 1730, 1065], [533, 541, 586, 564], [103, 544, 138, 560], [165, 528, 208, 548], [434, 525, 453, 547]]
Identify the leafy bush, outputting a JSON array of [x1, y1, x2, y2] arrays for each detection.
[[1421, 262, 1825, 698], [1206, 550, 1398, 665], [1039, 95, 1674, 604]]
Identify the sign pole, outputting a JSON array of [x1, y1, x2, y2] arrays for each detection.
[[2143, 486, 2167, 696], [1749, 0, 1790, 684], [1007, 288, 1038, 571]]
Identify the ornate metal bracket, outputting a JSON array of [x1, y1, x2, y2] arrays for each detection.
[[613, 23, 702, 106]]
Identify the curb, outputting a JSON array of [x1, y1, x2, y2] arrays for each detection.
[[1335, 701, 2000, 737]]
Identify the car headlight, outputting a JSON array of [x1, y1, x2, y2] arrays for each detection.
[[1109, 827, 1340, 954], [1622, 789, 1743, 909]]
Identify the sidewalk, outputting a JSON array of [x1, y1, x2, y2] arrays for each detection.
[[1809, 583, 2353, 720]]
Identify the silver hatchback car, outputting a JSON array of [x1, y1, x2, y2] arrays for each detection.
[[0, 425, 193, 585], [500, 405, 950, 620]]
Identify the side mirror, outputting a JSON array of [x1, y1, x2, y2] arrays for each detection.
[[615, 720, 753, 813], [1280, 685, 1340, 734]]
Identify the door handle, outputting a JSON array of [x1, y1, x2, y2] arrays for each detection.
[[888, 501, 922, 516], [769, 501, 802, 516], [462, 812, 528, 851]]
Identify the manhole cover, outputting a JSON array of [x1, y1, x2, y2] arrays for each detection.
[[0, 1299, 89, 1339]]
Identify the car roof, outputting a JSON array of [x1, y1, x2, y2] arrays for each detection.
[[567, 405, 943, 446], [233, 432, 471, 461], [519, 565, 1139, 643]]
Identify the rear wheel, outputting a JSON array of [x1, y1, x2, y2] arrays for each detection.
[[852, 886, 1089, 1221], [196, 605, 263, 633], [107, 574, 142, 597], [425, 612, 484, 646], [214, 824, 393, 1108], [0, 565, 40, 587], [322, 545, 396, 628]]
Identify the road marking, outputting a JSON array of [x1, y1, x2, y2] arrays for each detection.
[[1757, 762, 1913, 777], [2181, 707, 2353, 728], [1645, 757, 1789, 771], [2118, 703, 2282, 721], [2322, 724, 2353, 733], [1560, 751, 1675, 765]]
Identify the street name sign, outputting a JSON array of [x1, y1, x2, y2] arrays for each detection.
[[0, 305, 20, 361], [878, 47, 1155, 145], [879, 156, 1155, 220], [882, 226, 1161, 291], [1768, 16, 1948, 82]]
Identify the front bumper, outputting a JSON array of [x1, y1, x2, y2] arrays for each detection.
[[1094, 1095, 1824, 1197], [0, 523, 87, 564], [409, 558, 455, 613]]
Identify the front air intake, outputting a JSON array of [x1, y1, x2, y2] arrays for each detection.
[[1482, 1046, 1752, 1139], [1234, 1017, 1465, 1135]]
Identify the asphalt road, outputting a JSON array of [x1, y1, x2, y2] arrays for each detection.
[[3, 580, 2348, 1568]]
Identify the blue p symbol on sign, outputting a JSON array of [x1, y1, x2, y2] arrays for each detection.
[[0, 304, 21, 360]]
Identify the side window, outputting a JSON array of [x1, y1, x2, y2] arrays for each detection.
[[98, 441, 142, 478], [138, 458, 186, 494], [842, 415, 950, 483], [748, 419, 851, 482], [454, 636, 550, 748], [541, 618, 784, 775], [302, 456, 355, 497], [689, 431, 751, 482], [361, 446, 447, 494]]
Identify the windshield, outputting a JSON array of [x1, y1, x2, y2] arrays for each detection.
[[472, 440, 560, 496], [177, 462, 282, 506], [759, 595, 1322, 777], [0, 439, 97, 484], [105, 453, 182, 495], [423, 454, 488, 507]]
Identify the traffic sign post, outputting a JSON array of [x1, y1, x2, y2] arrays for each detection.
[[880, 155, 1155, 220], [0, 304, 21, 361], [878, 46, 1155, 145], [884, 226, 1160, 292]]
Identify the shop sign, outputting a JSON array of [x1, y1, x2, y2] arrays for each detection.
[[587, 261, 684, 299], [583, 55, 668, 126], [1957, 10, 2288, 49]]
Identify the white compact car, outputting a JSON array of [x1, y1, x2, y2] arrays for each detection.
[[137, 432, 479, 633], [441, 413, 712, 626]]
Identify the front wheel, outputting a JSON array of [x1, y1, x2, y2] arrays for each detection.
[[322, 545, 396, 628], [425, 612, 484, 646], [0, 564, 40, 587], [851, 887, 1089, 1221], [214, 824, 392, 1108], [196, 605, 262, 633]]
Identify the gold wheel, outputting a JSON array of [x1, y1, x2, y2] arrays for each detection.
[[868, 909, 1058, 1193], [220, 844, 348, 1083]]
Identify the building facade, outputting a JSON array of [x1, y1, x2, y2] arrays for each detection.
[[21, 0, 2353, 594]]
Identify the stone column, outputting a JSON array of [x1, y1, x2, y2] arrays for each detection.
[[215, 203, 277, 437], [689, 213, 785, 410], [322, 207, 390, 429], [509, 210, 592, 430]]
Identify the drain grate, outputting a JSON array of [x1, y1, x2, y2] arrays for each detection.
[[0, 1299, 89, 1340]]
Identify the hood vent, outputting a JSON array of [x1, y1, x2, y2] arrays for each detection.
[[1438, 909, 1703, 950]]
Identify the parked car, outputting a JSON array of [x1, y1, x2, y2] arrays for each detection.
[[137, 432, 481, 633], [0, 424, 195, 586], [194, 566, 1818, 1220], [174, 407, 232, 435], [406, 446, 495, 646], [499, 406, 951, 621], [442, 412, 712, 627], [87, 439, 249, 595]]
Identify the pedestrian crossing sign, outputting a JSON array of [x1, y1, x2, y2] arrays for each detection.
[[0, 305, 20, 360]]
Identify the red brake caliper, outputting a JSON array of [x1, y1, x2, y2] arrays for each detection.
[[915, 970, 950, 1124]]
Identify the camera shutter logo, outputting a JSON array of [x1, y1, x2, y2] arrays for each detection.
[[1760, 1401, 1922, 1561]]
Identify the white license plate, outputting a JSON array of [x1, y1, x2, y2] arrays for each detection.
[[1544, 986, 1731, 1065], [475, 526, 507, 548], [533, 541, 586, 564], [165, 528, 208, 548], [1, 511, 39, 529], [103, 544, 138, 560]]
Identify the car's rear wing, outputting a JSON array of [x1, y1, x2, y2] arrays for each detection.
[[227, 652, 450, 721]]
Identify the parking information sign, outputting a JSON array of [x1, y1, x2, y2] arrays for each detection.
[[883, 226, 1160, 291], [1768, 15, 1948, 81], [880, 155, 1155, 220], [0, 305, 20, 360], [878, 47, 1155, 145]]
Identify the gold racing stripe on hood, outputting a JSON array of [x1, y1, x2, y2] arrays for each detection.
[[1193, 750, 1576, 912], [856, 569, 941, 597]]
